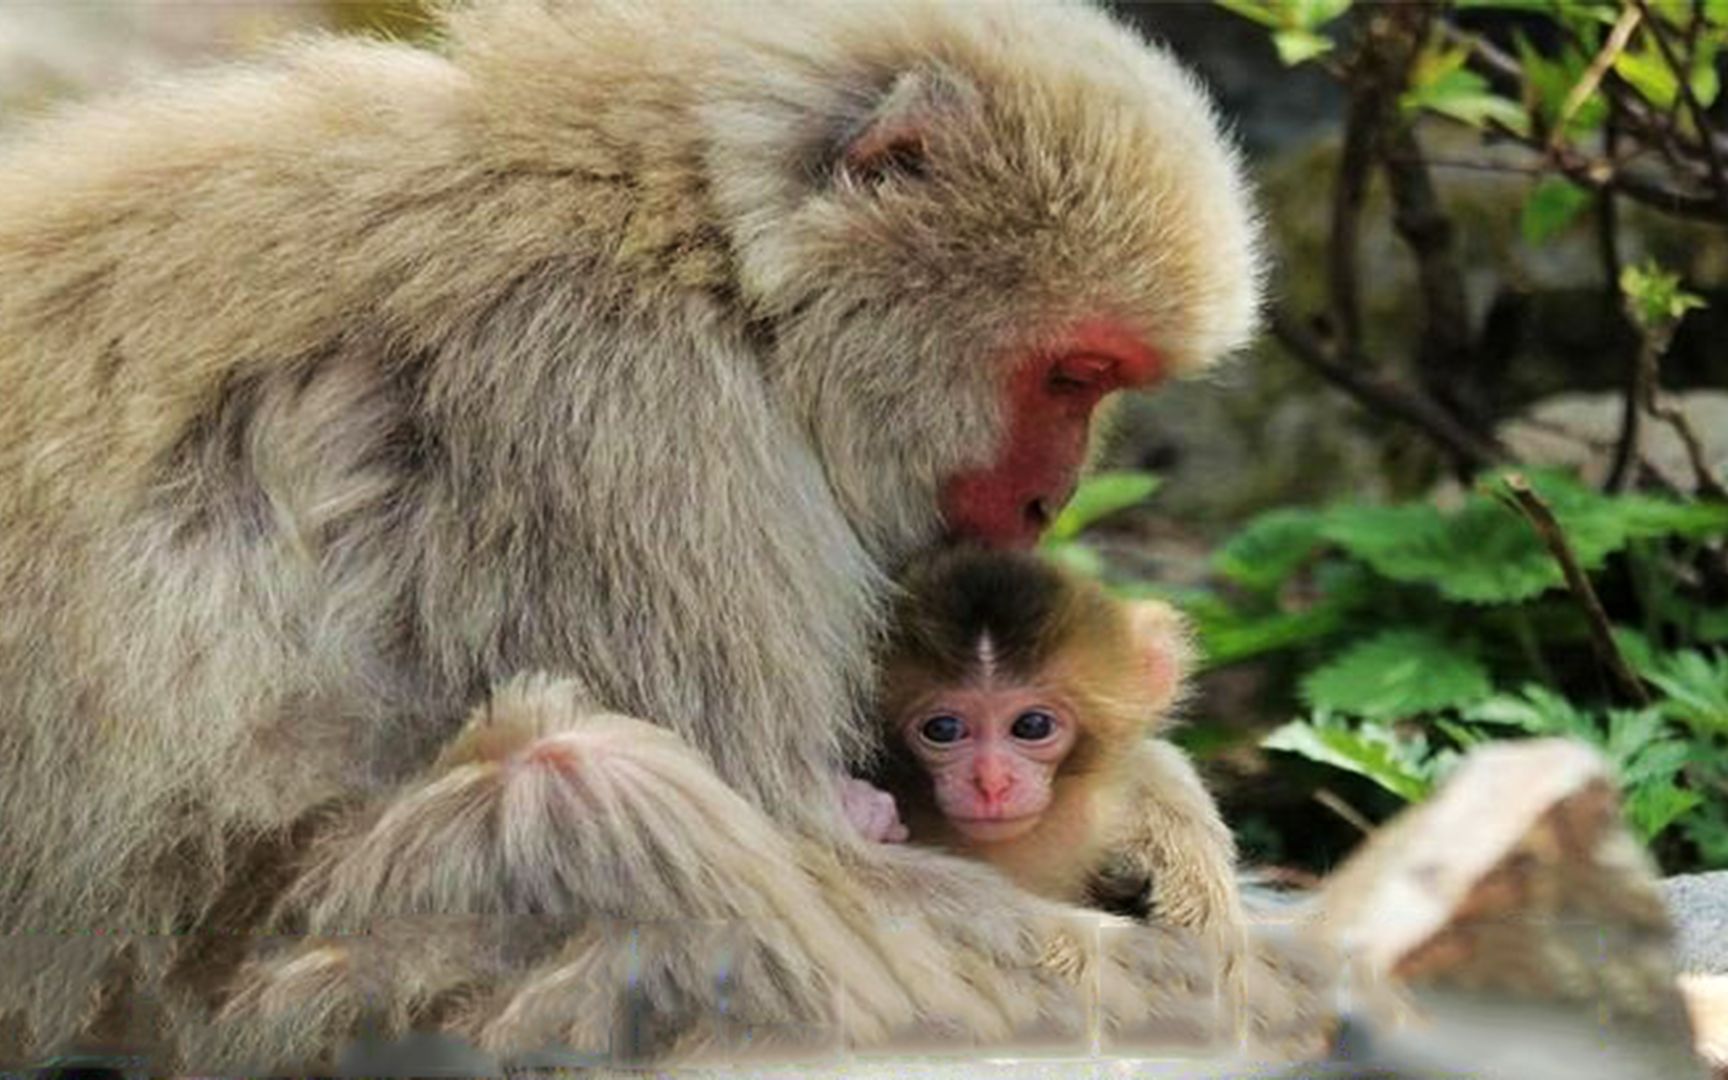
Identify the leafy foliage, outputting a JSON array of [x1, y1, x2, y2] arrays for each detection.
[[1217, 0, 1352, 66], [1201, 0, 1728, 872], [1043, 471, 1161, 543], [1191, 471, 1728, 854], [1054, 465, 1728, 863], [1520, 177, 1592, 244], [1300, 629, 1492, 719], [1621, 261, 1709, 332], [1263, 711, 1445, 802]]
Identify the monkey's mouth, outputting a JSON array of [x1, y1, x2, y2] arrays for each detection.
[[950, 813, 1042, 843]]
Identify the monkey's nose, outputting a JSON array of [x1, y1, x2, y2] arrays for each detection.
[[1025, 497, 1052, 530], [975, 764, 1014, 803]]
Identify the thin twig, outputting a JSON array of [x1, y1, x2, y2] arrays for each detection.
[[1601, 109, 1643, 494], [1627, 300, 1728, 500], [1441, 22, 1521, 82], [1631, 0, 1728, 215], [1271, 311, 1506, 470], [1549, 4, 1642, 152], [1542, 137, 1725, 221], [1313, 787, 1376, 837], [1382, 124, 1483, 430], [1497, 473, 1651, 706], [1329, 35, 1381, 356], [1443, 9, 1727, 223], [1647, 391, 1728, 501]]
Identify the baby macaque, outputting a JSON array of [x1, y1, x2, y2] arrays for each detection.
[[857, 548, 1246, 955]]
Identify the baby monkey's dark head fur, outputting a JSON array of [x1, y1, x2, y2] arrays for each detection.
[[879, 547, 1160, 778]]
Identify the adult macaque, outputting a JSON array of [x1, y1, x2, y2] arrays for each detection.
[[0, 0, 1300, 1070], [863, 549, 1247, 976]]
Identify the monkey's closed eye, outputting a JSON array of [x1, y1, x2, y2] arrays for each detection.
[[920, 714, 967, 744], [1047, 357, 1113, 396], [1009, 710, 1057, 741]]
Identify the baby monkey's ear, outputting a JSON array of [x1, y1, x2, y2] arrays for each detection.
[[1125, 600, 1195, 715]]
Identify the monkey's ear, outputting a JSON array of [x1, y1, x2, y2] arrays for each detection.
[[837, 70, 975, 187], [1126, 600, 1194, 714]]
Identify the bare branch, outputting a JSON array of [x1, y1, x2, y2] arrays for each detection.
[[1601, 109, 1643, 495], [1631, 0, 1728, 215], [1328, 35, 1382, 356], [1381, 124, 1483, 427], [1544, 138, 1727, 221], [1440, 22, 1521, 82], [1549, 4, 1642, 152], [1270, 310, 1506, 471], [1497, 474, 1650, 707], [1649, 397, 1728, 501]]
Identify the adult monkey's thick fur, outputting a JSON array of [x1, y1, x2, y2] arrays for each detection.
[[0, 0, 1311, 1069]]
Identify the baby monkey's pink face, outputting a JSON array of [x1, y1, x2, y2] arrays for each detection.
[[900, 682, 1079, 843]]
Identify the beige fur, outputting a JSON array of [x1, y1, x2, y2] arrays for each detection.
[[0, 0, 1281, 1069]]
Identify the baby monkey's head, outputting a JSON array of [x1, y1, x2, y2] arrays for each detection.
[[878, 548, 1190, 844]]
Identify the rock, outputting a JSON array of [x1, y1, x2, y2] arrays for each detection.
[[1314, 738, 1707, 1078], [1666, 872, 1728, 976], [1499, 390, 1728, 492]]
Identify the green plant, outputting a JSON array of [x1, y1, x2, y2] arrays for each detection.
[[1189, 0, 1728, 871], [1194, 467, 1728, 863]]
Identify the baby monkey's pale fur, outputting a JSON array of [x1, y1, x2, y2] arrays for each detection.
[[0, 0, 1321, 1070], [872, 551, 1250, 1009]]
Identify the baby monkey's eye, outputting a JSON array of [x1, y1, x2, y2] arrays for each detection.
[[1010, 710, 1056, 741], [920, 715, 967, 744]]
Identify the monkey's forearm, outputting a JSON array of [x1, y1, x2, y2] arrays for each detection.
[[1101, 740, 1246, 942]]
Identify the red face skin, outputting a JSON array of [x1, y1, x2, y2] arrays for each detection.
[[941, 321, 1165, 549], [901, 682, 1078, 844]]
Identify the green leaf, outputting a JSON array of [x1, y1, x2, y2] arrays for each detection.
[[1196, 604, 1348, 667], [1625, 783, 1702, 842], [1041, 540, 1107, 581], [1295, 0, 1352, 25], [1402, 68, 1531, 134], [1274, 28, 1335, 66], [1216, 0, 1288, 29], [1615, 45, 1681, 109], [1601, 707, 1676, 774], [1315, 470, 1717, 605], [1698, 608, 1728, 642], [1300, 628, 1493, 720], [1621, 260, 1708, 330], [1612, 626, 1662, 680], [1614, 496, 1728, 540], [1516, 34, 1610, 138], [1463, 684, 1596, 737], [1042, 470, 1160, 543], [1435, 717, 1491, 748], [1212, 507, 1326, 592], [1692, 37, 1722, 107], [1683, 808, 1728, 867], [1456, 0, 1561, 10], [1521, 177, 1593, 244], [1644, 648, 1728, 736], [1263, 713, 1437, 802], [1320, 501, 1561, 604]]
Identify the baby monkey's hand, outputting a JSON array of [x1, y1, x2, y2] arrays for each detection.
[[838, 776, 909, 843]]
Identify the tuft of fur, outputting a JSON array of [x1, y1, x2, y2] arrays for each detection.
[[0, 0, 1281, 1068]]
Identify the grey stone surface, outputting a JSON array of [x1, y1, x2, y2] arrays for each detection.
[[1666, 871, 1728, 975]]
